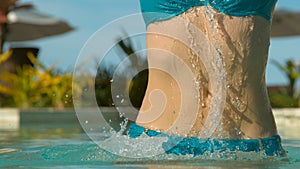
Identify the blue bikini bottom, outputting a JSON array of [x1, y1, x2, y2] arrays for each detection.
[[139, 0, 277, 26], [128, 123, 285, 157]]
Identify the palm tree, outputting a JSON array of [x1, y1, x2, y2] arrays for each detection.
[[95, 35, 148, 108], [272, 59, 300, 98]]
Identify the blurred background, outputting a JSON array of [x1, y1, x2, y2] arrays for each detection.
[[0, 0, 300, 108], [14, 0, 300, 85]]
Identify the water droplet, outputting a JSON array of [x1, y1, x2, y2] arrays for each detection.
[[119, 112, 125, 118], [231, 97, 236, 105], [249, 25, 254, 31], [85, 120, 88, 124], [121, 99, 124, 103], [216, 48, 223, 56], [217, 57, 223, 67], [237, 101, 247, 113], [110, 79, 114, 83]]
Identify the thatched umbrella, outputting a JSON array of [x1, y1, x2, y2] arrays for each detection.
[[0, 1, 73, 73], [5, 8, 73, 42], [271, 9, 300, 37], [0, 1, 73, 53]]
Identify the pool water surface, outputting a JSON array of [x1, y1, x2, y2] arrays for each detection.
[[0, 117, 299, 168]]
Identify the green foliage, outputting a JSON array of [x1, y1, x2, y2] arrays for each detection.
[[95, 68, 114, 106], [272, 60, 300, 97], [268, 90, 299, 108], [129, 69, 148, 107], [269, 59, 300, 107], [0, 51, 74, 109], [95, 37, 148, 108]]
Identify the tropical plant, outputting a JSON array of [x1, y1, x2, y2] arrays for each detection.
[[272, 59, 300, 97], [0, 51, 74, 109], [95, 36, 148, 108], [270, 59, 300, 107], [95, 67, 114, 106]]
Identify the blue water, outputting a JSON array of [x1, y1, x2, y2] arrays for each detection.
[[1, 122, 299, 168]]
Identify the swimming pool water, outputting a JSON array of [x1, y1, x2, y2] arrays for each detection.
[[0, 122, 299, 168]]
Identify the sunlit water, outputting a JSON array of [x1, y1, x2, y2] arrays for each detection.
[[0, 120, 299, 168]]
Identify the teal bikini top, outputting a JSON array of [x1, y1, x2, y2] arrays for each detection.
[[140, 0, 277, 26]]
